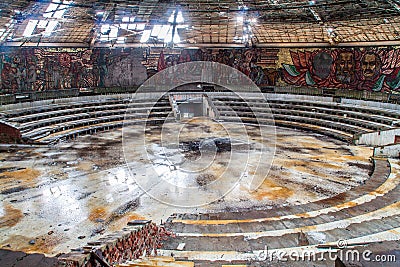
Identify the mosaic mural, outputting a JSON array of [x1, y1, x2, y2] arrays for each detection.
[[282, 48, 400, 92], [150, 48, 280, 88], [0, 47, 147, 93], [1, 47, 400, 94], [0, 47, 280, 93]]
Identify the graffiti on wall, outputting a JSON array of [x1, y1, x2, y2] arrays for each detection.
[[282, 48, 400, 92]]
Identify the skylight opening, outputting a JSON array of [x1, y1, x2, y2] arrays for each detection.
[[151, 25, 162, 37], [176, 11, 184, 23], [43, 1, 71, 18], [43, 3, 59, 18], [43, 21, 58, 37], [157, 25, 170, 39], [140, 29, 151, 43], [168, 10, 184, 24], [101, 24, 110, 34], [23, 20, 38, 37], [53, 5, 67, 19], [122, 16, 135, 23], [173, 29, 180, 43], [116, 36, 126, 44], [141, 8, 185, 44], [100, 35, 108, 41], [37, 20, 48, 28], [22, 0, 71, 38], [109, 26, 118, 38], [164, 27, 173, 43], [168, 12, 175, 23], [0, 19, 15, 42], [128, 24, 137, 30], [0, 28, 6, 41], [164, 27, 180, 44], [136, 24, 145, 31]]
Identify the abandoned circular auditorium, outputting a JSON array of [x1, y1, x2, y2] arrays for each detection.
[[0, 1, 400, 266]]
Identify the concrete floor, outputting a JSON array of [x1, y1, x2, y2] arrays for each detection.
[[0, 118, 372, 256]]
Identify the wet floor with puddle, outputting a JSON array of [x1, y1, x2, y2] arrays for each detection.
[[0, 118, 372, 256]]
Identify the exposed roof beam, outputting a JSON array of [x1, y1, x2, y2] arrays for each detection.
[[387, 0, 400, 12], [309, 7, 322, 22], [4, 40, 400, 48]]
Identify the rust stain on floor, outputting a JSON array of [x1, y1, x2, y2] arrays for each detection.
[[252, 179, 294, 201], [0, 204, 24, 228], [77, 161, 95, 172], [0, 168, 40, 187], [335, 201, 358, 209], [88, 207, 108, 222], [296, 213, 311, 218], [341, 154, 371, 161], [0, 168, 41, 195], [0, 234, 62, 254], [209, 163, 227, 180]]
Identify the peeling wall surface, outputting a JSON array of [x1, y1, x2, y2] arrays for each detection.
[[1, 47, 399, 94]]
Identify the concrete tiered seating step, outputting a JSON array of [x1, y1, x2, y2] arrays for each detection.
[[118, 256, 194, 267], [159, 159, 400, 265], [1, 96, 173, 144], [211, 94, 400, 143]]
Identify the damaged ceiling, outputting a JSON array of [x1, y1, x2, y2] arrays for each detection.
[[0, 0, 400, 48]]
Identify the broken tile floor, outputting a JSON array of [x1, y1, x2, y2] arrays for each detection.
[[0, 118, 373, 257]]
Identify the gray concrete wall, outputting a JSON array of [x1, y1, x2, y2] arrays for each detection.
[[341, 98, 400, 111], [203, 95, 218, 119], [374, 144, 400, 158], [265, 93, 333, 103], [356, 128, 400, 146], [0, 93, 133, 111]]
